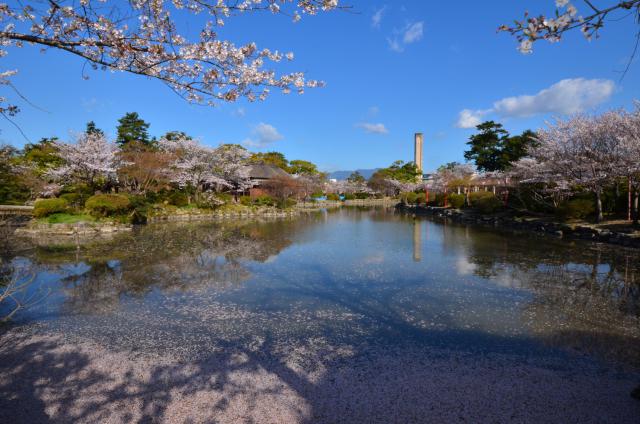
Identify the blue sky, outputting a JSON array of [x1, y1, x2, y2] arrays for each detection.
[[1, 1, 639, 172]]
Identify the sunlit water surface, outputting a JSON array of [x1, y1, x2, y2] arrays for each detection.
[[2, 207, 639, 368]]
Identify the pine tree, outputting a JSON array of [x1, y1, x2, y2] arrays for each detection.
[[116, 112, 151, 146], [85, 121, 105, 137]]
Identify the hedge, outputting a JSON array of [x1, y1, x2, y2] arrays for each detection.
[[240, 195, 276, 207], [448, 193, 465, 209], [556, 198, 595, 220], [85, 194, 132, 217], [34, 198, 68, 218], [469, 192, 503, 214], [59, 192, 87, 208], [168, 191, 189, 207]]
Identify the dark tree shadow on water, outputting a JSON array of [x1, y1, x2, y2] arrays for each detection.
[[2, 323, 640, 424]]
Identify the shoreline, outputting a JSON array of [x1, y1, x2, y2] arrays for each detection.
[[7, 200, 397, 236], [398, 204, 640, 249]]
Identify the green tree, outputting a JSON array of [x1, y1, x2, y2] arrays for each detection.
[[288, 159, 318, 175], [377, 160, 421, 183], [0, 145, 30, 204], [347, 171, 366, 184], [85, 121, 105, 136], [20, 137, 64, 174], [162, 131, 192, 141], [248, 151, 289, 170], [116, 112, 151, 146], [464, 121, 537, 172]]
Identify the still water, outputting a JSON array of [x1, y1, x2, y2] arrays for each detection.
[[2, 207, 639, 368]]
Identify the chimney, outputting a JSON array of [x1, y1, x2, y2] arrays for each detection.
[[414, 133, 424, 174]]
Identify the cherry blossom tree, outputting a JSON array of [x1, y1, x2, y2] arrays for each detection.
[[533, 113, 622, 222], [158, 135, 228, 199], [0, 0, 342, 118], [49, 132, 120, 188], [615, 105, 640, 224], [431, 163, 475, 193], [294, 173, 325, 199], [509, 157, 570, 210], [211, 144, 252, 194], [502, 1, 640, 56]]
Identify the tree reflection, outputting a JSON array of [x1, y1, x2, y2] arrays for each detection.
[[24, 219, 309, 314], [451, 224, 640, 366]]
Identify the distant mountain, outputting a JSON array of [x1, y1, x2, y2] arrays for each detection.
[[328, 169, 379, 181]]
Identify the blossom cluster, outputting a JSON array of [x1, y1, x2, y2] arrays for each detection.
[[0, 0, 340, 115], [507, 105, 640, 220], [157, 135, 252, 192], [500, 1, 640, 53], [48, 132, 121, 186]]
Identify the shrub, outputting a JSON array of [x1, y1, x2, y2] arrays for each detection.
[[415, 193, 426, 204], [428, 193, 446, 207], [254, 194, 276, 207], [326, 193, 340, 201], [400, 192, 418, 204], [59, 192, 87, 209], [556, 198, 595, 220], [278, 198, 297, 209], [214, 192, 233, 204], [343, 193, 355, 200], [169, 191, 189, 207], [34, 198, 68, 218], [354, 192, 370, 200], [60, 184, 93, 197], [85, 194, 132, 217], [469, 192, 503, 214], [239, 196, 252, 206], [448, 193, 465, 209]]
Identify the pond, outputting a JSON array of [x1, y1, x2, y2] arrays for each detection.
[[1, 207, 639, 423]]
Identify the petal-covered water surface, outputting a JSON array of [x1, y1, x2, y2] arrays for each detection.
[[2, 207, 638, 367]]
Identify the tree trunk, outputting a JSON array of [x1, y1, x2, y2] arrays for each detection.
[[633, 189, 639, 227], [595, 190, 603, 223]]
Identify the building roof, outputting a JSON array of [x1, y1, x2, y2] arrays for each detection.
[[248, 164, 290, 180]]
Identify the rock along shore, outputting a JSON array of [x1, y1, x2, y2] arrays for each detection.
[[397, 204, 640, 249]]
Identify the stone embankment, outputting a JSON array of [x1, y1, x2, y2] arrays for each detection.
[[15, 221, 132, 236], [398, 204, 640, 249], [296, 198, 396, 209], [148, 209, 299, 223]]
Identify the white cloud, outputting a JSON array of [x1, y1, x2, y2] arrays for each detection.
[[371, 6, 387, 29], [456, 78, 615, 128], [492, 78, 615, 117], [232, 107, 246, 117], [242, 123, 284, 148], [456, 109, 489, 129], [368, 106, 380, 116], [403, 22, 424, 44], [357, 122, 389, 134], [388, 21, 424, 53], [387, 37, 403, 53]]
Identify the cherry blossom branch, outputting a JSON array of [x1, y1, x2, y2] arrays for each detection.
[[0, 0, 343, 117], [500, 1, 640, 53]]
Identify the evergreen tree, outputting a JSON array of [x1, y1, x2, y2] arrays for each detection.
[[85, 121, 105, 137], [162, 131, 192, 141], [464, 121, 537, 172], [347, 171, 366, 184], [116, 112, 151, 146], [248, 151, 289, 170]]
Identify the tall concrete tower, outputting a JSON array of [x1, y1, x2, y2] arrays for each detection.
[[414, 133, 424, 174]]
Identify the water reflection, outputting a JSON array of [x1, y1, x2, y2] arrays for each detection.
[[1, 208, 639, 369]]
